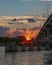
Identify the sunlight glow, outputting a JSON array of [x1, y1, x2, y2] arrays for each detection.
[[26, 37, 31, 40]]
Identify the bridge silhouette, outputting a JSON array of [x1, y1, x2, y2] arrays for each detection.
[[35, 13, 52, 50], [4, 13, 52, 52]]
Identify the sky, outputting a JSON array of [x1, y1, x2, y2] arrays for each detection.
[[0, 0, 52, 16], [0, 0, 52, 37]]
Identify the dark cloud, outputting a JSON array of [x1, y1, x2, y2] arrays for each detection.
[[32, 26, 41, 31], [0, 26, 10, 37], [27, 18, 36, 23], [13, 31, 23, 37], [11, 18, 17, 21]]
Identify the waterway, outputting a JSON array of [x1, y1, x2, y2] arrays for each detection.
[[0, 46, 52, 65]]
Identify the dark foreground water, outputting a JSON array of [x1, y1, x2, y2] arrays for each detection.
[[0, 46, 52, 65]]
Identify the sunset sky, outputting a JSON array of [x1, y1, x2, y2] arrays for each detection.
[[0, 0, 52, 16], [0, 0, 52, 37]]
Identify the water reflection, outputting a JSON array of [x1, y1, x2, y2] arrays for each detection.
[[4, 51, 44, 65], [3, 51, 52, 65], [43, 51, 52, 65], [4, 52, 16, 65], [0, 47, 52, 65]]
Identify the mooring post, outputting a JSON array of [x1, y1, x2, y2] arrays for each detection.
[[37, 43, 41, 51], [21, 44, 25, 51]]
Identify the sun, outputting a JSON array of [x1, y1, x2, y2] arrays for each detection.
[[26, 37, 31, 40]]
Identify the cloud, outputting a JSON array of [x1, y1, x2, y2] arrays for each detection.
[[41, 0, 52, 1], [0, 26, 40, 38], [0, 26, 10, 37], [5, 29, 25, 37]]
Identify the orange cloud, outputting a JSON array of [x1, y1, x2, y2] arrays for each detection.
[[4, 28, 40, 38]]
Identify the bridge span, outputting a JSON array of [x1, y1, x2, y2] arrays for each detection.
[[35, 13, 52, 50], [4, 13, 52, 52]]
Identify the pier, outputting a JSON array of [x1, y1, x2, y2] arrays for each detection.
[[4, 13, 52, 52], [0, 14, 52, 52]]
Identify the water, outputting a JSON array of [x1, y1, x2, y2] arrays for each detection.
[[0, 46, 52, 65]]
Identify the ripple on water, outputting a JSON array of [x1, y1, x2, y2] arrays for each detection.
[[0, 46, 52, 65]]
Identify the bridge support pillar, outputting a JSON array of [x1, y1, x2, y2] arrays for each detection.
[[45, 43, 49, 50], [5, 42, 17, 52], [49, 43, 52, 50], [29, 43, 33, 51], [21, 44, 25, 51], [37, 43, 41, 51]]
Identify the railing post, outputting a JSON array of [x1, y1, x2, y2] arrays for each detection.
[[37, 43, 41, 51], [21, 44, 25, 51]]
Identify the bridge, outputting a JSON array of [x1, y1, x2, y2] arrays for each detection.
[[35, 13, 52, 50], [4, 13, 52, 52]]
